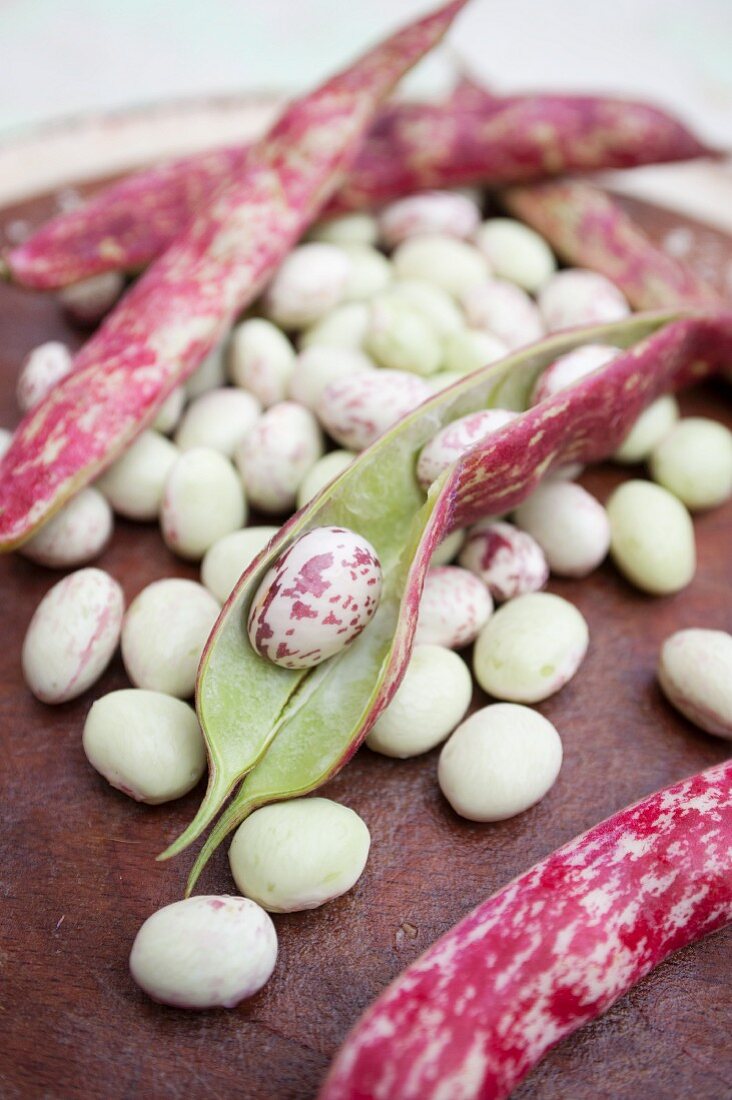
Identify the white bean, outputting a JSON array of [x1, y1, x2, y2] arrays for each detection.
[[473, 592, 588, 703], [438, 704, 562, 821], [21, 487, 113, 567], [22, 568, 124, 704], [296, 450, 355, 508], [389, 279, 465, 337], [58, 271, 124, 325], [538, 269, 630, 331], [83, 689, 206, 802], [613, 395, 679, 464], [342, 244, 393, 301], [415, 565, 493, 649], [289, 346, 376, 410], [392, 234, 489, 298], [130, 896, 277, 1009], [309, 212, 378, 247], [649, 417, 732, 510], [365, 296, 442, 377], [201, 525, 279, 604], [161, 447, 247, 560], [152, 386, 186, 434], [658, 629, 732, 739], [379, 191, 481, 248], [229, 798, 370, 912], [416, 409, 517, 488], [473, 218, 556, 293], [442, 329, 508, 375], [174, 387, 261, 457], [461, 278, 544, 350], [514, 481, 610, 578], [228, 318, 296, 408], [318, 370, 431, 451], [431, 528, 465, 566], [531, 344, 619, 404], [121, 578, 220, 698], [263, 243, 351, 329], [96, 430, 178, 521], [234, 402, 323, 513], [16, 341, 73, 411], [299, 301, 370, 350], [366, 645, 472, 758], [185, 342, 227, 399], [606, 479, 695, 595], [458, 520, 549, 602]]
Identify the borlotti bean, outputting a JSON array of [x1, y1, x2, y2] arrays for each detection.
[[458, 519, 549, 601], [473, 217, 557, 293], [531, 343, 620, 404], [415, 565, 493, 649], [606, 479, 696, 595], [658, 629, 732, 739], [83, 690, 206, 803], [229, 318, 296, 408], [296, 450, 355, 508], [649, 417, 732, 510], [289, 346, 376, 410], [391, 234, 489, 298], [389, 279, 465, 337], [152, 385, 186, 434], [342, 244, 393, 301], [96, 430, 179, 521], [514, 481, 610, 578], [130, 896, 277, 1009], [442, 329, 508, 375], [431, 527, 465, 566], [16, 341, 73, 411], [185, 342, 227, 398], [366, 645, 472, 758], [57, 271, 124, 325], [538, 268, 630, 331], [0, 428, 12, 458], [461, 278, 545, 350], [161, 447, 246, 561], [229, 797, 371, 912], [248, 526, 382, 669], [299, 301, 370, 350], [309, 211, 378, 247], [174, 387, 261, 457], [473, 592, 589, 703], [21, 487, 113, 567], [438, 703, 563, 821], [234, 401, 323, 513], [416, 408, 517, 488], [318, 370, 431, 451], [201, 525, 279, 604], [263, 243, 352, 329], [22, 568, 124, 704], [121, 578, 220, 698], [613, 394, 679, 464], [364, 296, 442, 376], [378, 191, 481, 248]]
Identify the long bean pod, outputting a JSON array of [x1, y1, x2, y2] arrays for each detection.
[[0, 0, 468, 549], [165, 309, 732, 888], [4, 92, 714, 290]]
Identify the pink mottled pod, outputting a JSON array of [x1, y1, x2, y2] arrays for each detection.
[[248, 526, 382, 669], [262, 244, 352, 330], [459, 519, 549, 602], [531, 343, 620, 404], [21, 487, 113, 568], [58, 272, 125, 326], [16, 341, 73, 411], [378, 190, 481, 248], [235, 402, 324, 514], [415, 565, 493, 649], [538, 268, 630, 331], [318, 370, 431, 451], [461, 278, 544, 350], [416, 408, 517, 488], [514, 481, 610, 578]]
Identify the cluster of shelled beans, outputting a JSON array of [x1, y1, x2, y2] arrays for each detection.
[[10, 189, 732, 1009]]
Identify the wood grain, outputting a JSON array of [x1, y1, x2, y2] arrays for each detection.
[[0, 186, 730, 1100]]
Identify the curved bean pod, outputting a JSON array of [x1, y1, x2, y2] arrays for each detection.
[[4, 94, 714, 290], [0, 0, 467, 549], [320, 759, 732, 1100], [163, 310, 732, 890]]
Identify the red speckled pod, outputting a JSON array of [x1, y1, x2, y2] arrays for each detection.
[[4, 92, 715, 290], [321, 760, 732, 1100], [0, 0, 468, 549], [503, 180, 721, 311]]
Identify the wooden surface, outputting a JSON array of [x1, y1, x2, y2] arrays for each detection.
[[0, 188, 731, 1100]]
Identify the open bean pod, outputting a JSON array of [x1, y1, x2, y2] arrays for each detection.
[[165, 309, 732, 893]]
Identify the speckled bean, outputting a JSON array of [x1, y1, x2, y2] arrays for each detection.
[[21, 486, 113, 567], [379, 191, 481, 248], [538, 269, 630, 331], [458, 519, 549, 602], [16, 341, 73, 411], [228, 318, 296, 408], [263, 243, 352, 329], [461, 278, 544, 350], [317, 370, 431, 451], [234, 402, 323, 513], [417, 408, 517, 488], [415, 565, 493, 649], [658, 629, 732, 739], [289, 346, 376, 411], [531, 343, 619, 404]]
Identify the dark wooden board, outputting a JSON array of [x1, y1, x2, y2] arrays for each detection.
[[0, 186, 731, 1100]]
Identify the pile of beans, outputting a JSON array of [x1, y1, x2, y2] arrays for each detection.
[[12, 190, 732, 1009]]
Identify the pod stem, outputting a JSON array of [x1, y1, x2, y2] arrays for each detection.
[[184, 791, 258, 896], [157, 768, 233, 862]]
